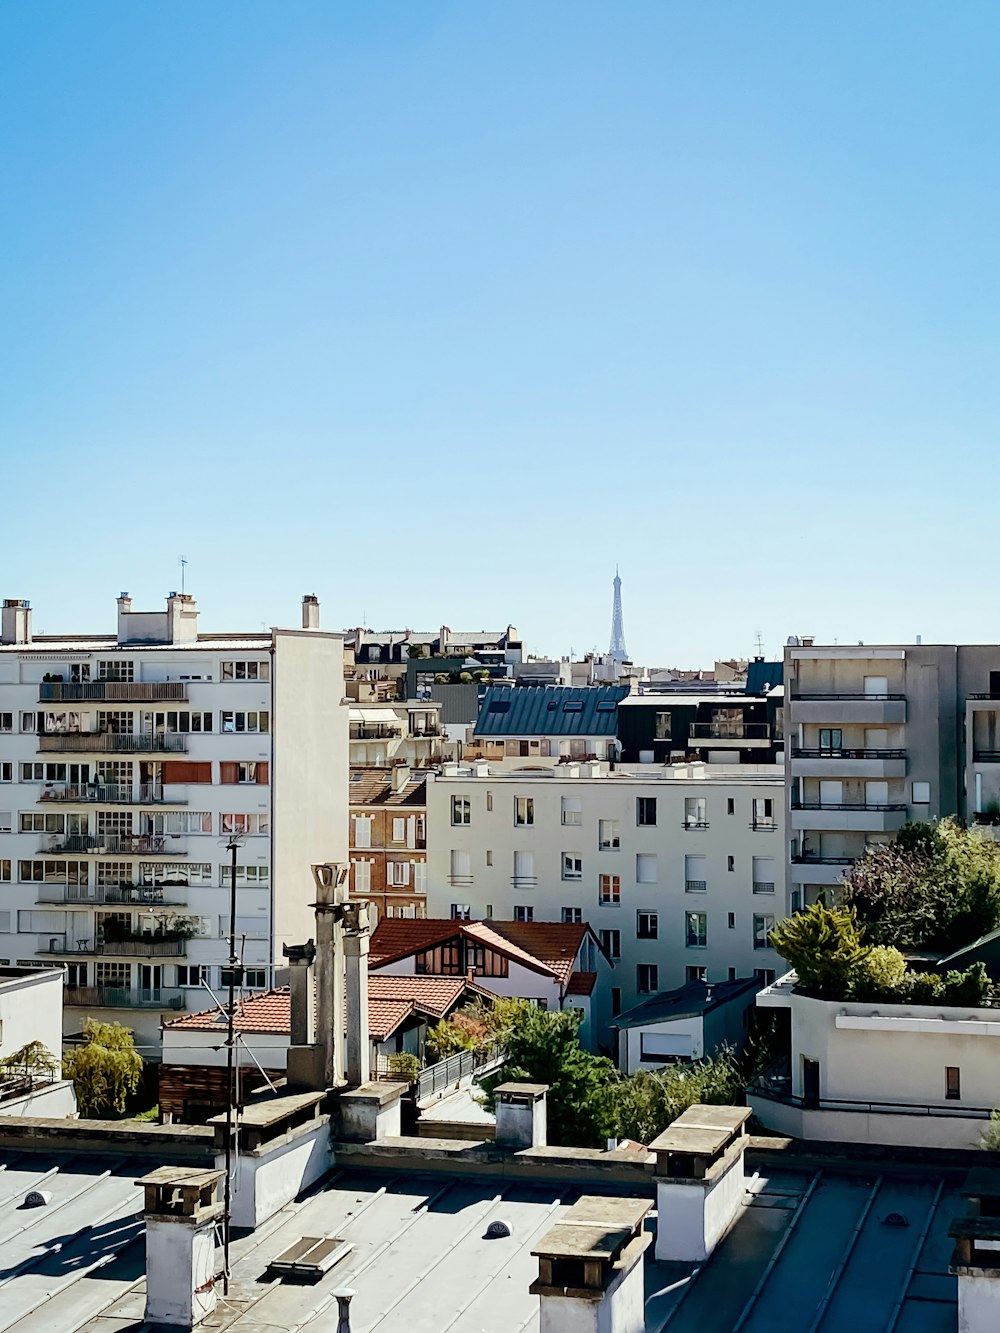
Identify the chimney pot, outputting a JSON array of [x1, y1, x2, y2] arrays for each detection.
[[302, 595, 321, 630]]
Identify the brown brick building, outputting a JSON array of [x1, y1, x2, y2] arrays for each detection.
[[349, 766, 427, 920]]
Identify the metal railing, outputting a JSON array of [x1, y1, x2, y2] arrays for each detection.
[[791, 854, 856, 865], [682, 820, 709, 829], [100, 939, 187, 957], [753, 881, 776, 894], [416, 1043, 505, 1102], [510, 876, 538, 887], [684, 880, 707, 893], [64, 986, 185, 1009], [39, 682, 187, 703], [689, 722, 770, 740], [791, 747, 906, 759], [791, 801, 907, 812], [749, 821, 779, 831], [38, 784, 182, 805], [350, 726, 403, 740], [37, 885, 186, 907], [969, 693, 1000, 700], [40, 834, 184, 856], [39, 733, 188, 753], [748, 1076, 996, 1120], [974, 751, 1000, 763], [791, 693, 905, 701]]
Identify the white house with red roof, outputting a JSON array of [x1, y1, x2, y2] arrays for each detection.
[[368, 917, 614, 1052]]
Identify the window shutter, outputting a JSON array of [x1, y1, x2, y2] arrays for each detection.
[[413, 862, 427, 892], [354, 817, 372, 849], [256, 762, 269, 784], [219, 763, 238, 785]]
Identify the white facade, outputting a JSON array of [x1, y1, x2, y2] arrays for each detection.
[[425, 762, 785, 1014], [750, 974, 1000, 1148], [0, 593, 347, 1051]]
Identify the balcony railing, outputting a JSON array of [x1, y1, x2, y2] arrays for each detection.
[[350, 726, 403, 740], [39, 682, 187, 703], [682, 819, 709, 830], [973, 751, 1000, 763], [410, 727, 442, 738], [100, 938, 186, 957], [684, 880, 707, 893], [791, 801, 907, 812], [689, 722, 770, 740], [753, 881, 776, 894], [750, 821, 779, 831], [39, 733, 188, 753], [792, 747, 906, 759], [448, 875, 474, 887], [38, 784, 182, 805], [40, 834, 184, 856], [791, 854, 856, 865], [37, 885, 186, 907], [792, 693, 905, 701], [64, 986, 185, 1010], [969, 693, 1000, 701]]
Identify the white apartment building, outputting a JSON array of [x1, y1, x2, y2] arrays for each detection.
[[424, 761, 785, 1016], [0, 592, 347, 1052]]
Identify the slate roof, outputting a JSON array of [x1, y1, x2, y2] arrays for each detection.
[[369, 918, 600, 985], [348, 767, 428, 807], [745, 659, 784, 694], [473, 685, 629, 738], [614, 976, 760, 1030]]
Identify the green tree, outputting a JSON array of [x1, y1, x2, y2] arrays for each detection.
[[62, 1020, 143, 1117], [0, 1041, 59, 1081], [480, 1008, 617, 1147], [608, 1050, 743, 1144], [982, 1108, 1000, 1152], [770, 901, 870, 996], [844, 819, 1000, 951]]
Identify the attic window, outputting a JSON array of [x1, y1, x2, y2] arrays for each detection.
[[563, 701, 584, 713], [488, 700, 511, 714], [596, 701, 617, 712], [547, 700, 558, 710]]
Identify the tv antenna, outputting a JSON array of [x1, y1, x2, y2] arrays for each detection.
[[179, 555, 188, 595], [754, 630, 764, 658]]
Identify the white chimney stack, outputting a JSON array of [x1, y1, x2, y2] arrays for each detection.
[[650, 1104, 751, 1262], [137, 1167, 224, 1327], [302, 594, 320, 630], [1, 599, 31, 645]]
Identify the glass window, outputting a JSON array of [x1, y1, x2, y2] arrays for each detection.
[[599, 873, 620, 905], [451, 795, 471, 826], [562, 907, 582, 923], [636, 910, 657, 940], [753, 914, 775, 950], [598, 819, 620, 850], [514, 796, 534, 827], [684, 797, 707, 828], [561, 853, 582, 881], [513, 905, 533, 923], [685, 911, 707, 948], [687, 966, 707, 983], [513, 850, 535, 887], [654, 711, 672, 740], [685, 854, 707, 892], [636, 797, 656, 827], [561, 797, 582, 826], [637, 964, 658, 994], [599, 928, 621, 959]]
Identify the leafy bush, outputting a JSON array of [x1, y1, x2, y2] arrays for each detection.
[[851, 944, 907, 998], [63, 1020, 143, 1117], [425, 1016, 479, 1062], [387, 1053, 422, 1083], [983, 1108, 1000, 1152], [770, 901, 870, 996], [905, 972, 943, 1003], [941, 961, 993, 1007], [0, 1041, 59, 1081], [608, 1050, 744, 1145]]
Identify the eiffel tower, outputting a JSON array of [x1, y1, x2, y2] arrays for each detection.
[[608, 567, 628, 662]]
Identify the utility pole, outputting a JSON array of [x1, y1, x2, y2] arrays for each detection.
[[222, 833, 241, 1294]]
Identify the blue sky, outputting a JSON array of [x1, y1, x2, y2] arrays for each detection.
[[3, 2, 1000, 665]]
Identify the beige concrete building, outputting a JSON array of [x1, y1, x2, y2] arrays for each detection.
[[425, 761, 784, 1016], [0, 592, 347, 1051], [787, 642, 1000, 907]]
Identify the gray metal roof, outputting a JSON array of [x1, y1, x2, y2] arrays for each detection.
[[473, 685, 629, 738], [614, 976, 760, 1030]]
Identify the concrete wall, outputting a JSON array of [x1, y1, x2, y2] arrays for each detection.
[[0, 968, 65, 1062], [747, 1094, 991, 1150], [538, 1254, 645, 1333], [272, 630, 348, 962], [958, 1272, 1000, 1333], [656, 1155, 746, 1261], [218, 1117, 332, 1229]]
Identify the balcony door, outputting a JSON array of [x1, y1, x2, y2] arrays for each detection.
[[865, 780, 889, 807], [863, 676, 888, 697], [803, 1058, 820, 1107], [819, 781, 843, 807], [139, 964, 162, 1002]]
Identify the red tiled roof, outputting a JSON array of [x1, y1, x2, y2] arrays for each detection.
[[369, 918, 590, 986], [565, 971, 597, 997]]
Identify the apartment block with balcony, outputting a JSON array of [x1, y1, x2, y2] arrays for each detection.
[[0, 592, 347, 1051], [348, 766, 428, 920], [786, 642, 1000, 908], [617, 670, 784, 767], [347, 699, 447, 768], [462, 684, 630, 768], [424, 760, 784, 1015]]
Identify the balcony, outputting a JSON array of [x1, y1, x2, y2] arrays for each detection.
[[688, 722, 771, 747], [682, 820, 709, 830], [37, 884, 187, 908], [39, 834, 186, 856], [64, 986, 185, 1010], [39, 732, 188, 754], [39, 682, 187, 703], [790, 854, 855, 886], [749, 821, 779, 832], [350, 726, 403, 741], [40, 935, 187, 958], [753, 881, 776, 894], [790, 747, 907, 779], [38, 784, 185, 806], [974, 751, 1000, 763], [684, 880, 707, 893], [790, 801, 907, 833], [792, 694, 906, 726]]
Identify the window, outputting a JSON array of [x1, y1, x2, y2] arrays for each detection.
[[599, 874, 620, 906], [177, 965, 208, 987], [728, 967, 737, 981], [562, 907, 582, 923], [151, 711, 212, 733], [513, 850, 535, 887], [514, 905, 534, 923], [21, 713, 37, 733], [451, 796, 471, 826], [353, 815, 372, 849], [219, 762, 269, 785], [636, 910, 657, 940], [0, 862, 9, 882], [220, 813, 270, 836], [220, 865, 270, 886], [727, 798, 735, 815], [654, 711, 672, 740], [0, 764, 10, 783], [912, 782, 930, 804], [143, 811, 212, 835], [599, 928, 621, 959], [864, 675, 889, 698], [96, 962, 130, 987], [562, 852, 583, 881], [684, 797, 707, 829], [486, 791, 493, 811], [687, 966, 707, 983], [754, 968, 776, 985], [686, 911, 707, 948], [220, 711, 269, 734], [19, 813, 65, 834], [352, 860, 371, 895], [391, 817, 407, 843], [514, 797, 534, 827], [752, 797, 776, 829], [753, 914, 775, 950], [637, 964, 658, 993], [753, 857, 776, 894], [451, 904, 471, 920], [946, 1066, 961, 1100], [728, 912, 736, 929], [598, 819, 620, 850], [449, 850, 473, 886], [220, 660, 270, 681], [389, 861, 410, 887], [819, 728, 843, 751], [727, 855, 735, 873], [243, 969, 267, 988], [561, 797, 582, 826], [611, 987, 622, 1018], [635, 853, 657, 884], [98, 660, 134, 682], [685, 854, 707, 892], [485, 850, 493, 867], [636, 797, 656, 827], [0, 714, 11, 732]]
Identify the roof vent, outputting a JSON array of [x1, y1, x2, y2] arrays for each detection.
[[883, 1212, 909, 1227], [268, 1235, 354, 1281], [485, 1220, 511, 1239], [23, 1190, 52, 1208]]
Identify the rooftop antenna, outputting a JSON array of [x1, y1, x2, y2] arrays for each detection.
[[754, 630, 764, 659], [219, 827, 248, 1295], [179, 555, 188, 595]]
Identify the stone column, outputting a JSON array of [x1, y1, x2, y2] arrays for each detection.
[[342, 903, 370, 1088]]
